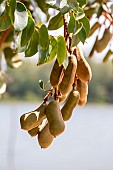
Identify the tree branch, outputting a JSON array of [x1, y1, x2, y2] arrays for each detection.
[[63, 13, 72, 54], [43, 88, 53, 103], [0, 27, 12, 48]]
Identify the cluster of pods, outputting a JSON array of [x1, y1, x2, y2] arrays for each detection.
[[20, 46, 92, 148]]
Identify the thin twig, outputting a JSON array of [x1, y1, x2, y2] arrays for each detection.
[[0, 27, 12, 48], [69, 35, 72, 54], [43, 88, 53, 103], [63, 14, 69, 51], [63, 13, 72, 54], [54, 87, 59, 100]]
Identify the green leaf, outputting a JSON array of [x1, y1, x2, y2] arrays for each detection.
[[25, 29, 39, 57], [48, 12, 63, 30], [77, 0, 87, 7], [37, 36, 57, 65], [57, 36, 67, 66], [4, 47, 22, 68], [75, 12, 85, 21], [39, 24, 49, 50], [0, 0, 6, 15], [21, 15, 35, 47], [78, 26, 86, 43], [15, 32, 29, 53], [67, 0, 79, 11], [68, 13, 75, 33], [71, 34, 80, 47], [46, 36, 57, 63], [62, 52, 68, 69], [37, 45, 49, 65], [8, 0, 16, 23], [39, 80, 44, 90], [79, 16, 90, 36], [74, 21, 82, 35], [60, 6, 71, 14], [0, 9, 11, 31], [14, 2, 28, 31]]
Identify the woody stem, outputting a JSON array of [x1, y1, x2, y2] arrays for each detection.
[[63, 13, 72, 54]]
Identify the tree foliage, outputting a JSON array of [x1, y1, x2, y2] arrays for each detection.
[[0, 0, 113, 96]]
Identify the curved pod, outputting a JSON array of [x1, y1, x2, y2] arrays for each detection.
[[78, 97, 87, 106], [73, 46, 92, 83], [28, 126, 39, 137], [45, 100, 65, 137], [50, 59, 63, 87], [59, 94, 67, 104], [38, 123, 54, 148], [20, 103, 47, 130], [61, 90, 80, 121], [76, 79, 88, 105], [59, 54, 77, 95]]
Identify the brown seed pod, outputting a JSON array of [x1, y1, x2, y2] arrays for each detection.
[[45, 100, 65, 137], [76, 79, 88, 105], [28, 126, 39, 137], [95, 28, 112, 53], [50, 59, 64, 87], [38, 123, 54, 149], [28, 119, 47, 137], [73, 46, 92, 83], [78, 97, 87, 106], [20, 103, 47, 130], [59, 94, 67, 104], [61, 90, 80, 121], [59, 54, 77, 95], [88, 22, 101, 37]]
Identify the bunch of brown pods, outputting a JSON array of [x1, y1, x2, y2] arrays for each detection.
[[20, 46, 92, 149]]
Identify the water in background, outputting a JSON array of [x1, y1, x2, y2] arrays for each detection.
[[0, 103, 113, 170]]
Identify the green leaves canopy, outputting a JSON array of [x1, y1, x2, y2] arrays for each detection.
[[0, 0, 90, 70]]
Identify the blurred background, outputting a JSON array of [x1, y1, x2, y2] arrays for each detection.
[[0, 57, 113, 170]]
